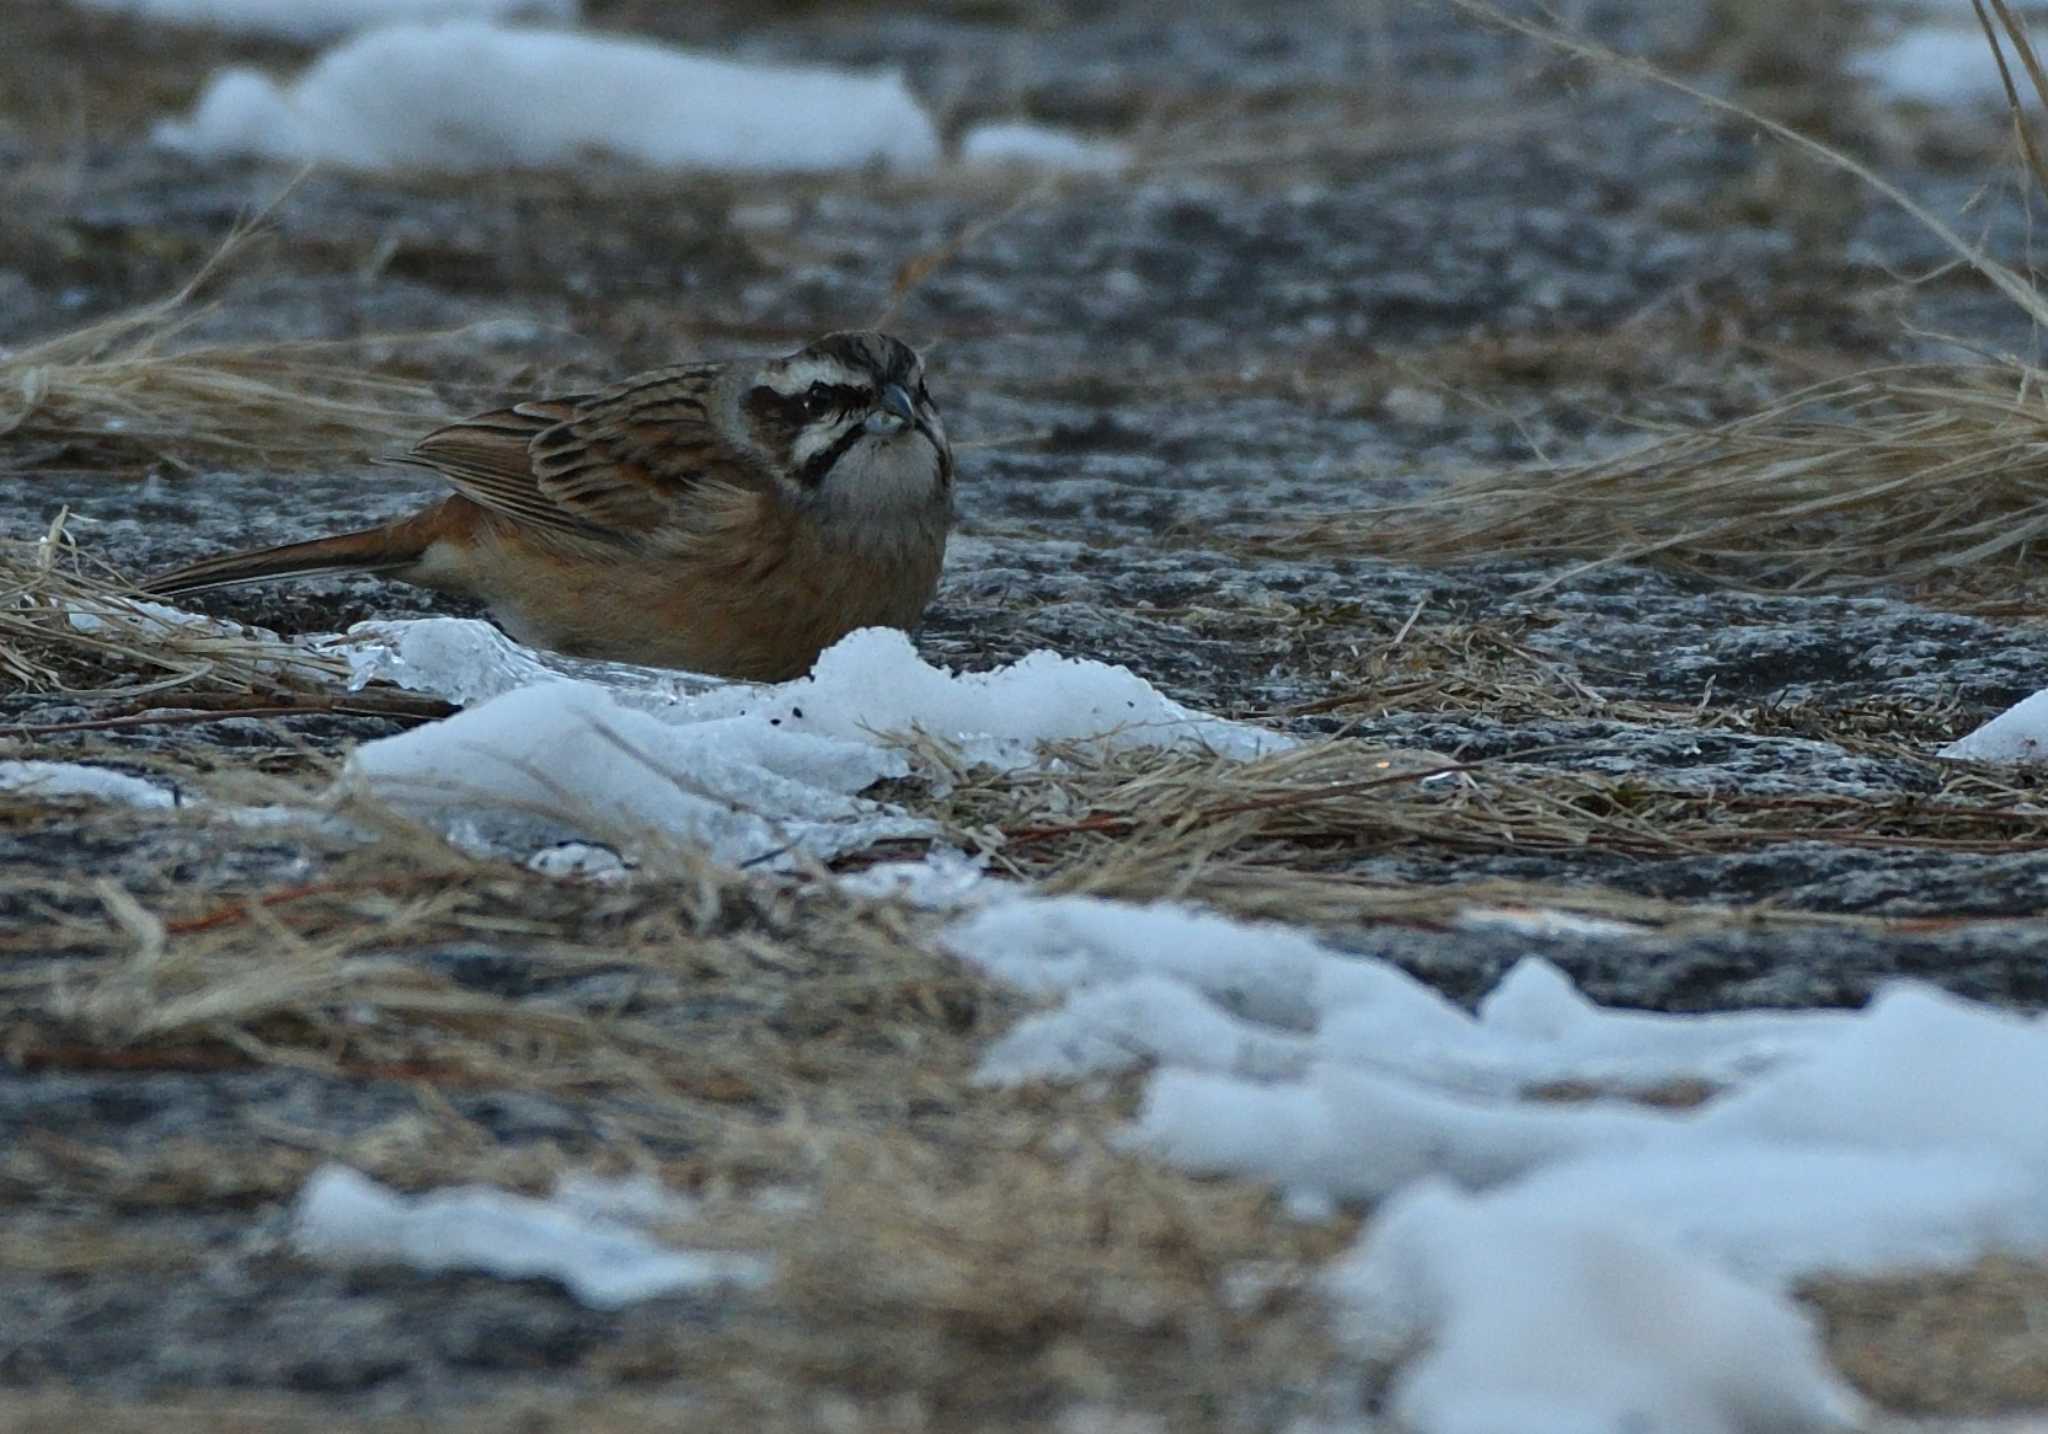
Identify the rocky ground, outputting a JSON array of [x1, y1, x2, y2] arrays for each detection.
[[6, 0, 2048, 1429]]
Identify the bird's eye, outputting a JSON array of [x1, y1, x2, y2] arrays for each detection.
[[801, 382, 833, 417], [914, 379, 930, 406]]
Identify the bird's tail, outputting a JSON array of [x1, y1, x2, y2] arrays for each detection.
[[145, 524, 424, 597]]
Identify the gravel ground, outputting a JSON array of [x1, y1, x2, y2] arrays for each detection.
[[6, 0, 2048, 1427]]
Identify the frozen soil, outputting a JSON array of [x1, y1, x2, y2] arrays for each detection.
[[6, 1, 2048, 1429]]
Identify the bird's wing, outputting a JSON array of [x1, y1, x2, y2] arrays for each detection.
[[396, 366, 753, 541], [530, 367, 754, 531]]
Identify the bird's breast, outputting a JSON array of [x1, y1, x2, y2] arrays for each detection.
[[458, 496, 946, 681]]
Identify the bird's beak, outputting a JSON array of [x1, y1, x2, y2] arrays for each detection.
[[867, 382, 917, 433]]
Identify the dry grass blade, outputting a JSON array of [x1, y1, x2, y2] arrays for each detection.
[[870, 181, 1051, 333], [0, 782, 966, 1123], [1976, 0, 2048, 199], [1261, 364, 2048, 597], [1, 525, 345, 697], [1, 211, 441, 474]]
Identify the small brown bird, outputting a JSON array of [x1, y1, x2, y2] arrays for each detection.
[[148, 331, 954, 681]]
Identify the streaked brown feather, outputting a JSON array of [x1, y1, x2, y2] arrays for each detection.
[[395, 366, 747, 540], [528, 369, 744, 530], [394, 404, 587, 537]]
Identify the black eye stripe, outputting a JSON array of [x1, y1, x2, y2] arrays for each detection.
[[787, 382, 872, 420], [798, 422, 868, 487]]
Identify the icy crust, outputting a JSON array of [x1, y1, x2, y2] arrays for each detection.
[[328, 616, 722, 709], [155, 20, 941, 173], [945, 894, 2048, 1434], [65, 593, 284, 644], [833, 847, 991, 908], [328, 620, 1281, 867], [347, 678, 926, 867]]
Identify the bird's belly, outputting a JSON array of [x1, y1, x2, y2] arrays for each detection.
[[483, 540, 944, 682]]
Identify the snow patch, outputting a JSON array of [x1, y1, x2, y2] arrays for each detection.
[[1334, 1180, 1863, 1434], [337, 620, 1281, 764], [291, 1164, 770, 1308], [526, 841, 631, 883], [944, 897, 1835, 1092], [328, 615, 727, 709], [74, 0, 575, 42], [836, 846, 992, 907], [691, 625, 1284, 766], [156, 20, 941, 173], [0, 760, 177, 809], [1942, 687, 2048, 761], [949, 893, 2048, 1433], [959, 122, 1128, 173], [331, 622, 1279, 865], [346, 677, 925, 867]]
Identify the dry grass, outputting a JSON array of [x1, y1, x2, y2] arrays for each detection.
[[1806, 1256, 2048, 1413], [5, 515, 2042, 1410], [4, 520, 2031, 950], [1262, 362, 2048, 599], [1, 215, 442, 476], [9, 7, 2048, 1427], [0, 778, 1349, 1431], [0, 525, 346, 700], [913, 730, 2048, 916], [1119, 87, 1565, 182], [1, 518, 460, 725], [0, 1395, 2043, 1434], [1246, 0, 2048, 607], [21, 773, 2039, 1427]]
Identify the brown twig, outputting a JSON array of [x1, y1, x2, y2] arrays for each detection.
[[11, 690, 460, 737], [162, 872, 478, 937]]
